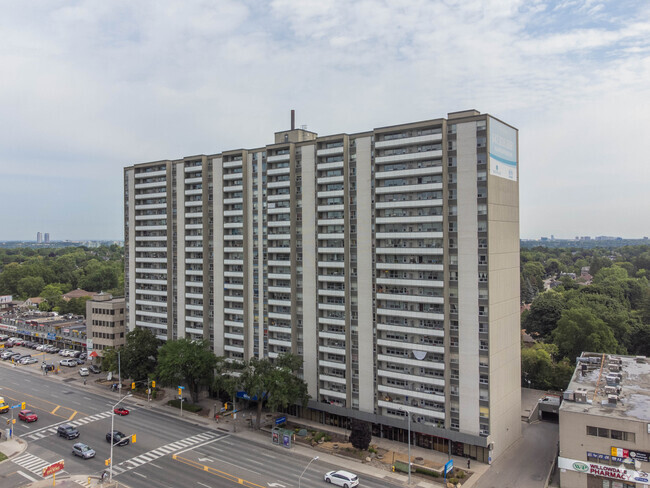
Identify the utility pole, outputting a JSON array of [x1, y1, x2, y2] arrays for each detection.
[[117, 350, 121, 396]]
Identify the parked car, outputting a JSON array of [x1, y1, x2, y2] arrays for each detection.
[[59, 358, 77, 367], [41, 363, 55, 371], [106, 431, 130, 446], [79, 367, 89, 377], [323, 470, 359, 487], [114, 407, 129, 416], [74, 358, 85, 365], [57, 424, 80, 439], [1, 351, 15, 360], [72, 443, 95, 459], [79, 352, 87, 360], [20, 357, 38, 365], [11, 354, 27, 362], [18, 409, 38, 422], [88, 365, 101, 374]]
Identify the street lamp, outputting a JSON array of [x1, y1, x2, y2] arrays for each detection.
[[109, 392, 132, 482], [400, 408, 412, 485], [298, 456, 319, 488]]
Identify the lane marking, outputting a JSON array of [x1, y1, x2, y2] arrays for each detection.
[[134, 472, 147, 478], [173, 455, 264, 487], [175, 436, 229, 455], [68, 410, 78, 421], [16, 471, 37, 482], [51, 406, 60, 415]]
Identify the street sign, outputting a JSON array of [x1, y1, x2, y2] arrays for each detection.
[[444, 459, 454, 478], [42, 460, 64, 477], [275, 416, 286, 425]]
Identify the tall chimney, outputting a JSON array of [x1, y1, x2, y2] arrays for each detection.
[[291, 110, 295, 130]]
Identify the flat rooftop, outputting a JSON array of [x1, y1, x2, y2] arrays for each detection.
[[560, 352, 650, 422]]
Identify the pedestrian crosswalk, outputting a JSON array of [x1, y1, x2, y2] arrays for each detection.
[[73, 478, 92, 487], [12, 452, 66, 478], [25, 411, 113, 441], [110, 431, 222, 475]]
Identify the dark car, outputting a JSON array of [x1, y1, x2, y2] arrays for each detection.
[[57, 424, 80, 439], [74, 358, 85, 365], [79, 352, 87, 360], [106, 430, 130, 446], [88, 365, 101, 374]]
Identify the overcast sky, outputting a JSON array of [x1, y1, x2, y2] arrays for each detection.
[[1, 0, 649, 241]]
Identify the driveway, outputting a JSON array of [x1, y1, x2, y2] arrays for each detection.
[[474, 421, 558, 488]]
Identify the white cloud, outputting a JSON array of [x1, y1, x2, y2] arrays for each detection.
[[0, 0, 649, 239]]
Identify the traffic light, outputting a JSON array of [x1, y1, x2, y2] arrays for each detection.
[[21, 402, 26, 409], [132, 434, 137, 443], [151, 381, 156, 388], [224, 402, 228, 410], [131, 382, 136, 390], [105, 458, 111, 466], [178, 388, 182, 396]]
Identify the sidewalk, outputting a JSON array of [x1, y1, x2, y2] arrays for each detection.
[[1, 362, 488, 488]]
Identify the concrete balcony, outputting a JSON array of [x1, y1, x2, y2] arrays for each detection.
[[374, 133, 442, 149], [375, 198, 443, 209], [375, 149, 443, 164]]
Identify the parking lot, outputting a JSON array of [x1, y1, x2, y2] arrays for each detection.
[[0, 335, 98, 379]]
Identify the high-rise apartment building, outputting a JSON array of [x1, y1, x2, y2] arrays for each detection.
[[124, 110, 521, 462], [37, 232, 43, 243], [44, 233, 50, 243]]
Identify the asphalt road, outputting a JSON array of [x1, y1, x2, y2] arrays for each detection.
[[0, 345, 402, 488]]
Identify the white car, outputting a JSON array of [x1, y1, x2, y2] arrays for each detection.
[[79, 367, 89, 376], [59, 358, 77, 367], [20, 357, 38, 365], [324, 470, 359, 487]]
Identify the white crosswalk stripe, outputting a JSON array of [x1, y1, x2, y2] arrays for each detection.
[[25, 411, 112, 441], [74, 478, 92, 487], [110, 431, 224, 477], [12, 453, 66, 478]]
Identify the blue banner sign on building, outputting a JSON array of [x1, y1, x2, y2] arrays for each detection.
[[47, 332, 56, 340], [489, 117, 518, 182], [275, 416, 286, 425]]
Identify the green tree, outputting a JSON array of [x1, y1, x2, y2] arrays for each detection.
[[240, 353, 309, 429], [61, 297, 91, 316], [521, 343, 556, 390], [523, 291, 565, 338], [120, 328, 160, 383], [39, 283, 66, 311], [101, 348, 119, 374], [552, 308, 618, 361], [17, 276, 46, 298], [156, 339, 217, 403]]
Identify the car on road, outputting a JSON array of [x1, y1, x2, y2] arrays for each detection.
[[114, 407, 129, 416], [324, 470, 359, 487], [89, 365, 101, 374], [106, 430, 130, 446], [57, 424, 80, 439], [20, 357, 38, 365], [79, 367, 89, 376], [72, 443, 96, 459], [59, 358, 77, 367], [18, 409, 38, 422]]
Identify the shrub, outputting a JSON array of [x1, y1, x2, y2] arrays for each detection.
[[368, 447, 377, 454], [324, 434, 332, 442], [349, 419, 372, 450], [314, 432, 324, 442], [457, 471, 465, 479], [448, 478, 458, 484], [167, 399, 203, 412]]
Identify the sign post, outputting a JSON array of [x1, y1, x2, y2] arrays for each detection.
[[42, 459, 64, 486], [444, 459, 454, 480], [178, 386, 185, 417]]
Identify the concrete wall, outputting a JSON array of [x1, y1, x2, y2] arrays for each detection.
[[356, 135, 375, 413], [456, 121, 480, 435], [487, 124, 521, 461], [212, 157, 224, 356], [301, 144, 318, 399]]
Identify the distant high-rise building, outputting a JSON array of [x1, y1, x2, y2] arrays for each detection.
[[44, 233, 50, 243], [124, 110, 521, 462], [36, 232, 43, 243]]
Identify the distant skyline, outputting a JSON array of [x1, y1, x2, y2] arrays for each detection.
[[1, 0, 649, 240]]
